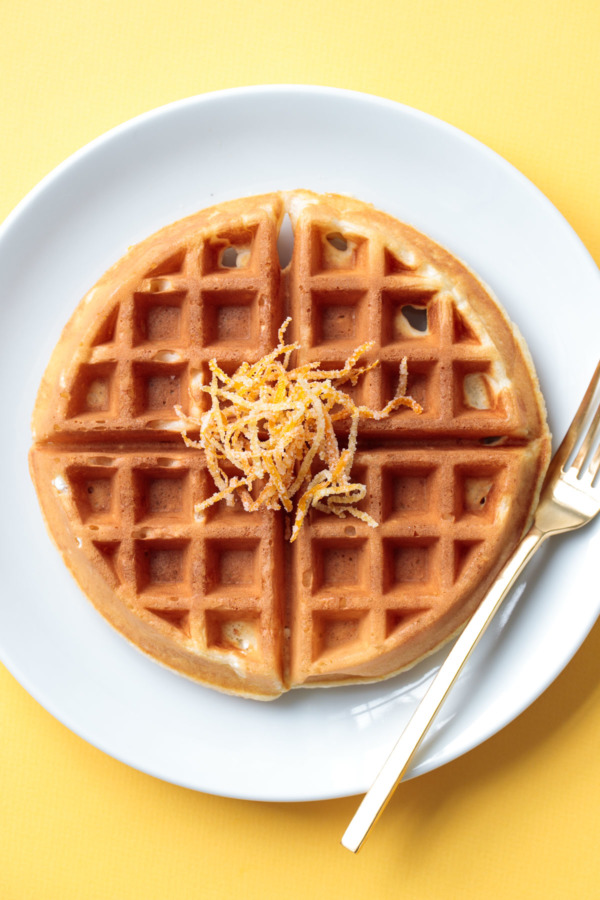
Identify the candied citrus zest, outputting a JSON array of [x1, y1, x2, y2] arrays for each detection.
[[177, 320, 421, 541], [195, 476, 252, 513]]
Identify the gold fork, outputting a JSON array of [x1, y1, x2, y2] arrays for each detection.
[[342, 359, 600, 854]]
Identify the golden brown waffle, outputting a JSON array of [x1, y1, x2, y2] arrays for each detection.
[[29, 191, 550, 699]]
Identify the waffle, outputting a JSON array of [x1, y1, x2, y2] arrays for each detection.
[[29, 190, 551, 699]]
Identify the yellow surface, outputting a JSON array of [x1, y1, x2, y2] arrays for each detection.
[[2, 0, 600, 897]]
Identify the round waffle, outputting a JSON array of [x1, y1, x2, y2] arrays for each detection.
[[29, 191, 550, 699]]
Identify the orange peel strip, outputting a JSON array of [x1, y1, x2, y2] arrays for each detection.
[[177, 320, 422, 541]]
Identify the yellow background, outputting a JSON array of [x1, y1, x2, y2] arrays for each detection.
[[2, 1, 600, 897]]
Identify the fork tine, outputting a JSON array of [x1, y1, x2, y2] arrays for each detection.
[[589, 441, 600, 484], [572, 387, 600, 475], [545, 360, 600, 483]]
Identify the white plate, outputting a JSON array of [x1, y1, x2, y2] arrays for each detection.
[[1, 86, 599, 802]]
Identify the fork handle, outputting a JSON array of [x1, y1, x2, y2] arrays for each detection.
[[341, 524, 546, 853]]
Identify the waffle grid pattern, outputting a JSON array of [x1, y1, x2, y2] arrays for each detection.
[[31, 192, 549, 695], [291, 222, 518, 436], [62, 450, 282, 678], [292, 447, 522, 680], [57, 443, 519, 683], [61, 215, 281, 433]]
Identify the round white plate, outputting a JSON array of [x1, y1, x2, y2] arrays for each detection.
[[1, 86, 599, 802]]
